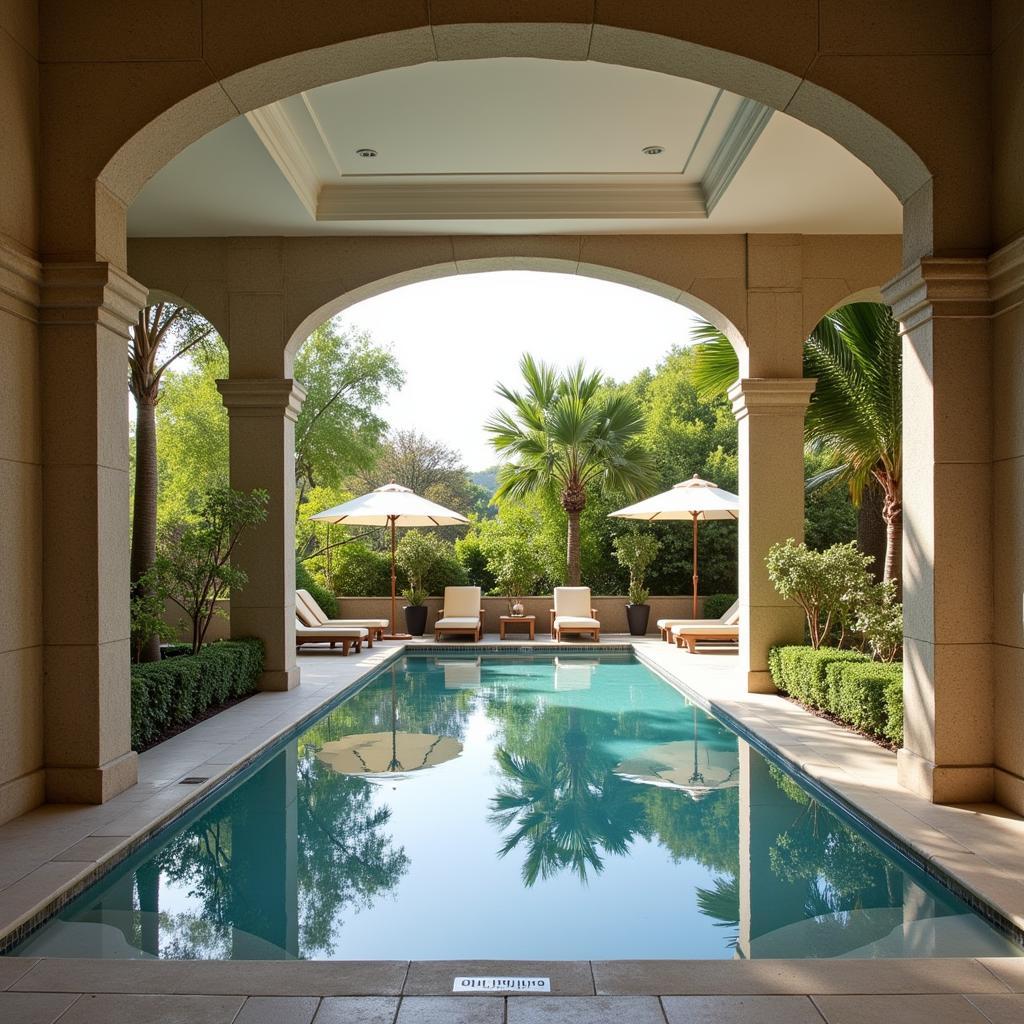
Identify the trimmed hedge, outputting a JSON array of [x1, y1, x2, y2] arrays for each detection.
[[769, 645, 903, 747], [703, 593, 738, 619], [131, 639, 264, 750]]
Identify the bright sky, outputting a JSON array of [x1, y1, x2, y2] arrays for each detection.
[[342, 271, 701, 471]]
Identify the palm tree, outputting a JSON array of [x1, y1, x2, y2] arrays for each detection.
[[689, 304, 902, 592], [485, 355, 655, 585]]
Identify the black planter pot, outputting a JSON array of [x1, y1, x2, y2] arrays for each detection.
[[625, 603, 651, 636], [404, 604, 429, 636]]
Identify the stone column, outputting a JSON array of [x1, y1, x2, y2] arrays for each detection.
[[882, 259, 994, 804], [216, 378, 305, 691], [39, 261, 146, 802], [729, 378, 815, 693]]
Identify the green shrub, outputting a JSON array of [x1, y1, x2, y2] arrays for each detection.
[[883, 672, 904, 746], [130, 639, 264, 750], [828, 662, 887, 734], [296, 559, 338, 617], [770, 645, 870, 708], [703, 593, 737, 619], [331, 541, 392, 596]]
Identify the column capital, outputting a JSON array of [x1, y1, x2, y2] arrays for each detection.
[[39, 260, 148, 338], [216, 378, 306, 422], [728, 378, 816, 420], [882, 256, 991, 330]]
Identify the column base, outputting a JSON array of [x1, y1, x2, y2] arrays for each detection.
[[994, 767, 1024, 817], [45, 751, 138, 804], [897, 746, 994, 804], [746, 670, 779, 694], [259, 666, 301, 692]]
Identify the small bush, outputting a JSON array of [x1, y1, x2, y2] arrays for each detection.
[[883, 672, 904, 746], [296, 559, 338, 618], [332, 541, 393, 597], [770, 646, 869, 708], [130, 639, 264, 750], [703, 593, 737, 620]]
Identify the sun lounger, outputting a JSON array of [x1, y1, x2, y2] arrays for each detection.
[[294, 619, 368, 655], [296, 588, 388, 640], [550, 587, 601, 641], [672, 622, 739, 653], [657, 599, 740, 642], [434, 587, 485, 641]]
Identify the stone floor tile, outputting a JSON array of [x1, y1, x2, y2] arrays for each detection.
[[404, 961, 593, 995], [0, 991, 78, 1023], [396, 996, 503, 1023], [592, 959, 1008, 995], [811, 994, 988, 1023], [0, 955, 38, 989], [507, 995, 665, 1023], [964, 993, 1024, 1023], [977, 958, 1024, 992], [52, 836, 128, 862], [237, 995, 321, 1024], [661, 994, 824, 1023], [313, 996, 400, 1023], [58, 993, 245, 1024]]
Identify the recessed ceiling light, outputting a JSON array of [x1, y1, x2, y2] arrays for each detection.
[[356, 148, 378, 158], [642, 145, 665, 156]]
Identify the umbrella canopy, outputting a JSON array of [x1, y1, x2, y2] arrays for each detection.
[[318, 732, 463, 776], [609, 475, 739, 617], [310, 483, 468, 638], [614, 740, 740, 800]]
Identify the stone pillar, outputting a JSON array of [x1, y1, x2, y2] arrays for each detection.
[[39, 261, 145, 802], [216, 378, 305, 692], [883, 259, 994, 804], [729, 378, 815, 693]]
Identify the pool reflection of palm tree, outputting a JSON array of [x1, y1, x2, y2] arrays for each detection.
[[489, 709, 647, 885]]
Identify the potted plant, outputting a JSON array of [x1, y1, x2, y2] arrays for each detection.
[[396, 531, 440, 636], [612, 529, 660, 636]]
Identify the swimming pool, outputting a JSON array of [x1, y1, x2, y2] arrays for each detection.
[[11, 652, 1021, 960]]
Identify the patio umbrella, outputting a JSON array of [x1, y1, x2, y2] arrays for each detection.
[[608, 474, 739, 617], [317, 666, 463, 775], [310, 482, 468, 639]]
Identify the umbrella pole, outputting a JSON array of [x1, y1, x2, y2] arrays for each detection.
[[692, 512, 699, 618], [384, 515, 411, 640]]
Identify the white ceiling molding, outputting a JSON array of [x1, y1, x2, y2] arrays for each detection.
[[245, 105, 320, 218], [701, 99, 773, 214], [316, 176, 707, 222]]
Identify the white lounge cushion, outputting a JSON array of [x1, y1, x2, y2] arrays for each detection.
[[442, 586, 481, 617], [671, 623, 738, 637], [322, 618, 389, 629], [657, 618, 719, 630], [296, 589, 388, 629], [553, 587, 592, 617], [295, 619, 367, 639], [435, 616, 481, 629], [554, 615, 600, 630]]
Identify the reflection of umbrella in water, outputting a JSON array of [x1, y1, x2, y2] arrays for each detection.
[[318, 668, 462, 776], [615, 708, 739, 800]]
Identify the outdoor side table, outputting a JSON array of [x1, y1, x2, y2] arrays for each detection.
[[499, 615, 536, 640]]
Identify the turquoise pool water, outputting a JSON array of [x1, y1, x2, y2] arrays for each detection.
[[12, 652, 1021, 961]]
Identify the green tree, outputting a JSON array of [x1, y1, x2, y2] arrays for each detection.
[[294, 321, 404, 504], [129, 302, 219, 660], [612, 528, 660, 605], [690, 303, 902, 590], [486, 355, 655, 585]]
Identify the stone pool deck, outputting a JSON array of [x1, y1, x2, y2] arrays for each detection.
[[1, 636, 1023, 1022]]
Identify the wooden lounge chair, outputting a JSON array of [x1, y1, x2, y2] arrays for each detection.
[[672, 622, 739, 653], [295, 619, 369, 654], [657, 599, 740, 642], [434, 587, 485, 641], [550, 587, 601, 642], [296, 588, 388, 641]]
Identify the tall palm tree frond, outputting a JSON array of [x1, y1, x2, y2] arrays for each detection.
[[689, 322, 741, 401]]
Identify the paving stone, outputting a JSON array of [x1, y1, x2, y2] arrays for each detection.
[[237, 995, 321, 1024], [964, 993, 1024, 1023], [977, 958, 1024, 992], [592, 959, 1007, 995], [0, 957, 38, 990], [57, 993, 245, 1024], [0, 992, 79, 1024], [396, 995, 503, 1023], [507, 995, 665, 1023], [313, 997, 400, 1023], [404, 961, 593, 995], [52, 836, 128, 862], [810, 994, 989, 1024], [662, 994, 824, 1023]]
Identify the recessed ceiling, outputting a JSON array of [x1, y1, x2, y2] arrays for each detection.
[[127, 58, 901, 237]]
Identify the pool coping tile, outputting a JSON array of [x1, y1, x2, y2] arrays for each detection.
[[404, 961, 594, 995]]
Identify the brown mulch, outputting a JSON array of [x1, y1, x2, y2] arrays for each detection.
[[780, 694, 899, 753], [135, 692, 255, 754]]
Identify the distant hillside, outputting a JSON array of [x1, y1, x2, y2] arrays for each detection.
[[471, 466, 499, 499]]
